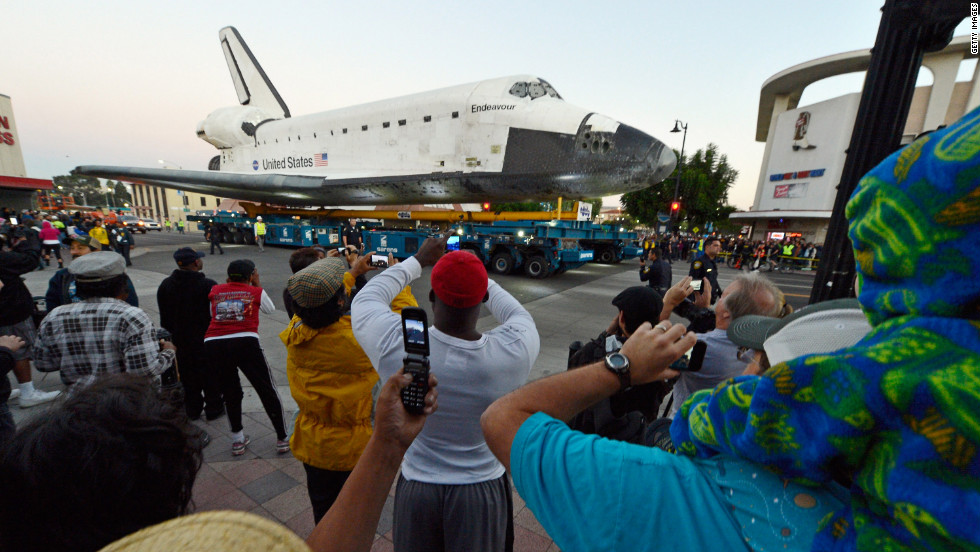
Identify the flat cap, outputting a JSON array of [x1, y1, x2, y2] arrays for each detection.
[[68, 251, 126, 282], [69, 233, 96, 249], [288, 258, 346, 308]]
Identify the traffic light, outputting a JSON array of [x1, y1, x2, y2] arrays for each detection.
[[670, 201, 680, 212], [482, 201, 491, 212]]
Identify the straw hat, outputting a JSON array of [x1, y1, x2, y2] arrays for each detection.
[[98, 511, 311, 552]]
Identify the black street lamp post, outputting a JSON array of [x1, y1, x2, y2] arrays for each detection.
[[670, 120, 688, 233]]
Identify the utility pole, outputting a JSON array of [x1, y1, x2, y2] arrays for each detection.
[[810, 0, 967, 303]]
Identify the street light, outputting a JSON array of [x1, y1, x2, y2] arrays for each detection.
[[670, 120, 688, 232]]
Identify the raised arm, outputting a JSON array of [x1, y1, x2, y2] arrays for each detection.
[[306, 369, 438, 552], [482, 321, 693, 471]]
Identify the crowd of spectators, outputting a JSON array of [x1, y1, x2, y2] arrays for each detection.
[[640, 232, 822, 273], [0, 106, 978, 552]]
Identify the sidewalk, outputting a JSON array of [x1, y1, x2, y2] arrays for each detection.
[[10, 256, 647, 550]]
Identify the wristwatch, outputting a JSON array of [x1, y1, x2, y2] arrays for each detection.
[[604, 352, 632, 391]]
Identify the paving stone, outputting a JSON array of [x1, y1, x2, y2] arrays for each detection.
[[262, 484, 311, 523], [193, 488, 258, 513], [284, 506, 316, 540], [514, 525, 553, 552], [369, 537, 395, 552], [219, 458, 276, 487], [191, 468, 238, 504], [247, 505, 279, 523], [374, 495, 395, 537], [240, 470, 304, 505], [515, 506, 550, 539]]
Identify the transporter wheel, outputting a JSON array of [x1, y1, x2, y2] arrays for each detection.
[[523, 256, 548, 279], [233, 231, 245, 245], [244, 233, 256, 246], [491, 252, 514, 275], [597, 247, 615, 264]]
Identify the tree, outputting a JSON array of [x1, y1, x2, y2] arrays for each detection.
[[113, 181, 133, 205], [621, 143, 738, 233], [52, 174, 105, 208]]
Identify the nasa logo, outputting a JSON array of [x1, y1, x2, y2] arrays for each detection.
[[252, 160, 259, 171]]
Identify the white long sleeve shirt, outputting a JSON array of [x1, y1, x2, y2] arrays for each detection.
[[352, 256, 539, 484]]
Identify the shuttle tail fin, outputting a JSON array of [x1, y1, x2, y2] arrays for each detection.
[[218, 26, 290, 118]]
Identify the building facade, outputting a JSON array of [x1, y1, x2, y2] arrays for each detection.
[[0, 94, 52, 210], [731, 35, 979, 243], [129, 184, 224, 231]]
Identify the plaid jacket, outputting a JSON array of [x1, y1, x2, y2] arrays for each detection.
[[34, 297, 175, 387]]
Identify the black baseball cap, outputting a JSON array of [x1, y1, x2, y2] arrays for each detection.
[[173, 247, 205, 265], [227, 259, 256, 280], [611, 286, 664, 335]]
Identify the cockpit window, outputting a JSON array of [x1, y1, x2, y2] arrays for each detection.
[[509, 79, 562, 100], [528, 82, 546, 99], [539, 78, 562, 99]]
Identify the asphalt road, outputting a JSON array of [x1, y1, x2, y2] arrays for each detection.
[[128, 230, 819, 315]]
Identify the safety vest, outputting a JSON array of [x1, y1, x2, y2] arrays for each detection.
[[255, 222, 266, 236], [782, 244, 794, 256]]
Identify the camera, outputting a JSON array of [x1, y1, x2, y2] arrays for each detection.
[[400, 307, 430, 414], [155, 328, 181, 389], [669, 340, 707, 372]]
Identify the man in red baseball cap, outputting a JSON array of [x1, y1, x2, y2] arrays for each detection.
[[352, 236, 539, 552]]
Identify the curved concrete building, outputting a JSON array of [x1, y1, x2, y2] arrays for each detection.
[[732, 35, 978, 243]]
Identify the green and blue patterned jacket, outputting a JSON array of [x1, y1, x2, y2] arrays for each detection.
[[672, 106, 980, 551]]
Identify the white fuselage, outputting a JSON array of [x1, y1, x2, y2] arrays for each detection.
[[203, 75, 616, 185]]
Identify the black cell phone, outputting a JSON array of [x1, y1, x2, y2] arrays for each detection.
[[401, 307, 430, 414], [669, 340, 707, 372]]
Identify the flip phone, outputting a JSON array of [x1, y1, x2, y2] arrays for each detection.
[[400, 307, 430, 414]]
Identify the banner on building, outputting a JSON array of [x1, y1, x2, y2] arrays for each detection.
[[773, 182, 808, 199]]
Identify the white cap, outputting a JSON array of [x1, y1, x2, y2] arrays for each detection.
[[728, 298, 873, 366]]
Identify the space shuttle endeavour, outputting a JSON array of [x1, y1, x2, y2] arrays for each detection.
[[77, 27, 676, 207]]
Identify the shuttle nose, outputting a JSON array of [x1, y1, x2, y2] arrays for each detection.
[[644, 137, 677, 184], [609, 123, 676, 185]]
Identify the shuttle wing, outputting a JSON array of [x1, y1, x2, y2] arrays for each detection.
[[74, 165, 573, 206]]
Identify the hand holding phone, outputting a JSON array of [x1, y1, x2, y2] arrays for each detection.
[[446, 235, 460, 252], [401, 307, 431, 414]]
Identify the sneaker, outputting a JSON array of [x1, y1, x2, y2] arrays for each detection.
[[199, 431, 212, 449], [19, 389, 61, 408], [231, 434, 250, 456], [276, 438, 290, 454], [8, 389, 20, 401]]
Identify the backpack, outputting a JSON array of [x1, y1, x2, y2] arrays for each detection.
[[567, 335, 647, 444]]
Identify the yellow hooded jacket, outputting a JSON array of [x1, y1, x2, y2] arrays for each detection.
[[280, 272, 417, 471]]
